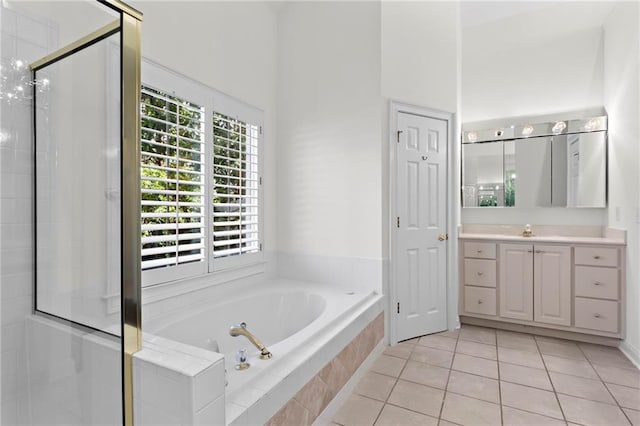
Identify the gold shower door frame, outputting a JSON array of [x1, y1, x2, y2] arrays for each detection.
[[30, 1, 142, 424]]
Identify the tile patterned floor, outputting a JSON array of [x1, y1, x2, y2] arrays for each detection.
[[332, 325, 640, 426]]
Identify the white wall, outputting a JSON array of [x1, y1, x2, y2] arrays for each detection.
[[460, 2, 612, 226], [381, 1, 459, 114], [603, 1, 640, 364], [130, 0, 279, 256], [276, 1, 382, 262]]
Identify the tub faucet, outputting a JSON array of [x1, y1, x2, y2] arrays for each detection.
[[229, 322, 272, 360]]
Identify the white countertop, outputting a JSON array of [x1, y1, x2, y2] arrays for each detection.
[[458, 233, 625, 246]]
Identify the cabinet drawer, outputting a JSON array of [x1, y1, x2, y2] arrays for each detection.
[[575, 298, 619, 333], [464, 286, 496, 316], [464, 242, 496, 259], [575, 247, 618, 267], [575, 266, 619, 300], [464, 259, 496, 287]]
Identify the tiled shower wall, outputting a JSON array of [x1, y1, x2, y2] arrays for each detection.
[[1, 6, 54, 424]]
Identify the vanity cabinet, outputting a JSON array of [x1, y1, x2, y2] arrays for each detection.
[[499, 244, 533, 321], [574, 247, 621, 333], [533, 245, 571, 326], [459, 234, 626, 339], [499, 244, 571, 326]]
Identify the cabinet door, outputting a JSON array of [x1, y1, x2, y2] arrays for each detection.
[[534, 245, 571, 326], [499, 244, 534, 321]]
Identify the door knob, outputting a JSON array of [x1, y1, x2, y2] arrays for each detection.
[[438, 233, 448, 241]]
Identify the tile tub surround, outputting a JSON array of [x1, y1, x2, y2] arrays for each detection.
[[332, 325, 640, 426], [264, 313, 384, 426]]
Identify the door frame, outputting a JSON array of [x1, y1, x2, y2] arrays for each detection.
[[389, 101, 459, 345]]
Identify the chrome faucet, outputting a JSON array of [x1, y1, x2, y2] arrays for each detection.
[[229, 322, 272, 359]]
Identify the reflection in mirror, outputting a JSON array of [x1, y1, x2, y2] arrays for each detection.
[[462, 142, 504, 207], [567, 132, 607, 207], [512, 136, 552, 208]]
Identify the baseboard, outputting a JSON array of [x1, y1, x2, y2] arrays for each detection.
[[312, 340, 386, 426], [460, 316, 621, 346], [619, 339, 640, 369]]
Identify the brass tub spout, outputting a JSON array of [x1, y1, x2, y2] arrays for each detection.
[[229, 322, 272, 360]]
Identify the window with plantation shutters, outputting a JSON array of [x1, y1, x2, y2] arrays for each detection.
[[140, 86, 206, 277], [140, 60, 264, 286], [212, 112, 261, 261]]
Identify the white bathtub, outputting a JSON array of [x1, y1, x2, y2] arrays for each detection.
[[145, 279, 384, 424]]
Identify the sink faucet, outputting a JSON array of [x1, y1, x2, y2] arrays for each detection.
[[522, 223, 533, 237], [229, 322, 272, 359]]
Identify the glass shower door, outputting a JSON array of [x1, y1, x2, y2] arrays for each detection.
[[0, 1, 141, 424]]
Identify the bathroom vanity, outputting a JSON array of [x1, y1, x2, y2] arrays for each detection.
[[458, 225, 626, 340]]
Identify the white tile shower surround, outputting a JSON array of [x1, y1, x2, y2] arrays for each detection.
[[331, 325, 640, 426], [1, 4, 56, 425]]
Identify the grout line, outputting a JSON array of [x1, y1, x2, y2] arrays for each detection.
[[535, 335, 568, 423], [437, 328, 461, 423], [492, 330, 504, 426], [577, 342, 636, 425]]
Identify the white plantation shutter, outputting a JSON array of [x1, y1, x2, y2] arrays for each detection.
[[140, 86, 206, 275], [212, 112, 261, 262]]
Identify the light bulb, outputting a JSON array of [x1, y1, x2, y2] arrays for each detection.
[[552, 121, 566, 133], [522, 125, 533, 136], [584, 118, 600, 131], [467, 132, 478, 142]]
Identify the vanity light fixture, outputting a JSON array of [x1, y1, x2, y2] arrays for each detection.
[[522, 125, 534, 136], [552, 121, 567, 133], [495, 185, 499, 190], [584, 118, 600, 131], [467, 131, 478, 142]]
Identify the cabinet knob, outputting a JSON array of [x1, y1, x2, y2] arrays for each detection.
[[477, 272, 483, 276], [535, 250, 543, 254], [477, 300, 483, 304], [527, 250, 533, 253], [594, 313, 601, 319], [594, 255, 601, 259], [477, 250, 483, 253], [594, 281, 602, 286]]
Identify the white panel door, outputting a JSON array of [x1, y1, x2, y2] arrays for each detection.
[[499, 244, 534, 321], [396, 112, 448, 341], [534, 245, 571, 326]]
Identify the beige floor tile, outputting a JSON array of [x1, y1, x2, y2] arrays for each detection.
[[410, 345, 454, 368], [580, 343, 636, 369], [374, 404, 438, 426], [536, 338, 586, 360], [500, 381, 563, 420], [624, 408, 640, 426], [436, 329, 460, 339], [502, 406, 566, 426], [387, 379, 444, 417], [401, 337, 420, 345], [400, 360, 450, 390], [558, 393, 630, 426], [447, 370, 500, 403], [333, 394, 384, 426], [452, 353, 498, 379], [606, 383, 640, 410], [542, 353, 598, 379], [438, 420, 460, 426], [418, 334, 457, 352], [355, 371, 398, 402], [549, 371, 616, 404], [459, 325, 496, 345], [440, 392, 501, 425], [498, 346, 545, 369], [499, 362, 553, 391], [593, 364, 640, 389], [456, 339, 497, 360], [370, 355, 406, 378], [383, 343, 414, 360], [496, 331, 539, 353]]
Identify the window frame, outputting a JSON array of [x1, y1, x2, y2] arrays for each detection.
[[141, 59, 263, 288]]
